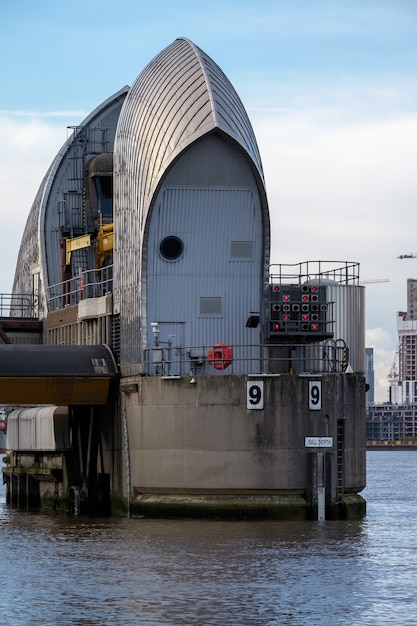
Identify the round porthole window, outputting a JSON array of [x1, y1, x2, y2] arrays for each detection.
[[159, 236, 184, 261]]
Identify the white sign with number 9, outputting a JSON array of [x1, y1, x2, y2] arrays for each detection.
[[246, 381, 264, 410], [309, 380, 322, 410]]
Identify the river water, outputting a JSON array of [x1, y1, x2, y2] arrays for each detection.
[[1, 451, 416, 625]]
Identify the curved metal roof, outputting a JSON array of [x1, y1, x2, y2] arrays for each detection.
[[114, 37, 265, 220], [0, 344, 118, 377]]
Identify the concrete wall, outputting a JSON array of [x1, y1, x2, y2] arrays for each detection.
[[121, 373, 366, 498]]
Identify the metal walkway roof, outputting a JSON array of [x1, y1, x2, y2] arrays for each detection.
[[0, 344, 118, 405]]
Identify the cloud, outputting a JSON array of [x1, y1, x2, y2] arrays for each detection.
[[252, 110, 417, 265], [0, 115, 71, 293]]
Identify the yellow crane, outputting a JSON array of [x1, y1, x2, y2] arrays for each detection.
[[65, 216, 114, 269]]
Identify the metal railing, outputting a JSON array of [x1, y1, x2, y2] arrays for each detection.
[[143, 340, 351, 377], [269, 260, 360, 286], [47, 266, 113, 310], [0, 293, 39, 319]]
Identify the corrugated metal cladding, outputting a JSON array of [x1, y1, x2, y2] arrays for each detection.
[[327, 285, 365, 372], [146, 185, 263, 374], [13, 87, 129, 318], [114, 40, 269, 368]]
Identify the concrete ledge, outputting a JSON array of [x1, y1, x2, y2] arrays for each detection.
[[130, 492, 366, 521], [131, 493, 310, 520]]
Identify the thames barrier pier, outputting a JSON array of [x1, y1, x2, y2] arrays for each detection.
[[1, 38, 366, 519]]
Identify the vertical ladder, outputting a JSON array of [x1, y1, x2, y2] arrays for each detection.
[[336, 420, 345, 502], [64, 125, 109, 235], [111, 314, 121, 364]]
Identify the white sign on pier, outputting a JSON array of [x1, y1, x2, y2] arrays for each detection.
[[304, 437, 333, 448]]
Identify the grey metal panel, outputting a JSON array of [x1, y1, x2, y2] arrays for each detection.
[[145, 186, 263, 373], [165, 134, 260, 188]]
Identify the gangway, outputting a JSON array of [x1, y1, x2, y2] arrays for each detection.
[[0, 293, 42, 344]]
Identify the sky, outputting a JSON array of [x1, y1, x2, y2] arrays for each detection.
[[1, 0, 417, 401]]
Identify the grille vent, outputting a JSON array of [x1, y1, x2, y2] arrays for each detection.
[[231, 241, 253, 259], [200, 297, 222, 315]]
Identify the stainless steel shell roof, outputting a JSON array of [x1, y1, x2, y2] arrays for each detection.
[[114, 38, 265, 218]]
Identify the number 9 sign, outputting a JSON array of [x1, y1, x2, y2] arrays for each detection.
[[246, 381, 264, 410], [309, 380, 322, 410]]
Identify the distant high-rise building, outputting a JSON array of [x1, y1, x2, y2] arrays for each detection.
[[407, 278, 417, 320], [394, 278, 417, 403], [365, 347, 375, 404], [397, 311, 417, 403], [367, 279, 417, 442]]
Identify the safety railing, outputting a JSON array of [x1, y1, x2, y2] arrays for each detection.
[[0, 293, 39, 319], [143, 340, 351, 377], [47, 266, 113, 310], [269, 260, 360, 286]]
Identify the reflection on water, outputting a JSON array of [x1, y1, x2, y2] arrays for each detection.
[[1, 453, 417, 625]]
